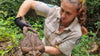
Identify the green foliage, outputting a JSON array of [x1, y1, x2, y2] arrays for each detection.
[[86, 0, 100, 15], [86, 0, 100, 31], [72, 31, 100, 56], [0, 11, 7, 19], [95, 22, 100, 28], [1, 0, 23, 18], [0, 16, 24, 55], [0, 46, 13, 56]]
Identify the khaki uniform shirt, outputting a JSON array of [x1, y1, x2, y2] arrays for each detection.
[[34, 1, 82, 56]]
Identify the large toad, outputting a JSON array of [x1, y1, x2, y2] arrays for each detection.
[[20, 26, 45, 56]]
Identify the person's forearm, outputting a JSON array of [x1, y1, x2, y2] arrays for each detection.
[[45, 46, 61, 55], [16, 0, 36, 17]]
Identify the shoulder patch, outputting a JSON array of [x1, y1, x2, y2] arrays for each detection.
[[47, 4, 55, 8]]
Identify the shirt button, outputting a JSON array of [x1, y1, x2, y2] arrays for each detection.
[[55, 31, 59, 34]]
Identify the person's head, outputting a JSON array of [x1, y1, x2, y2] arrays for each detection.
[[60, 0, 86, 26]]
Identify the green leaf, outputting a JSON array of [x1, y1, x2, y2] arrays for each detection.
[[97, 22, 100, 28]]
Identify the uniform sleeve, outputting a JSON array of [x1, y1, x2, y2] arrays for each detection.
[[34, 1, 55, 17], [58, 32, 81, 55]]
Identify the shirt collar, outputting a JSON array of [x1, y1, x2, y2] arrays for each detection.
[[57, 7, 61, 21], [64, 17, 79, 31]]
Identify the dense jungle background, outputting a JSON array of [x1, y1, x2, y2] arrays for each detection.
[[0, 0, 100, 56]]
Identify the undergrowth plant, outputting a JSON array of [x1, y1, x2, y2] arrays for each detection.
[[0, 16, 23, 56], [72, 22, 100, 56], [72, 32, 97, 56]]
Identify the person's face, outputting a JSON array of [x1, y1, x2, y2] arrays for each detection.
[[60, 0, 78, 27]]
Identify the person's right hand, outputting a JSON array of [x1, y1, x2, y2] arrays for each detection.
[[14, 17, 31, 30]]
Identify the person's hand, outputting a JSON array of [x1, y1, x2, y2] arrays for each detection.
[[45, 46, 61, 55], [14, 17, 31, 30]]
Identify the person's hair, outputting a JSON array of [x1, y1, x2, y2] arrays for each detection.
[[61, 0, 87, 35], [61, 0, 86, 25]]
